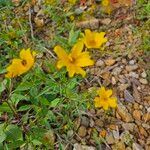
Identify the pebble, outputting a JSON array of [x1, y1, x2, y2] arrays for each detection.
[[112, 67, 122, 75], [116, 103, 133, 122], [105, 58, 116, 66], [125, 65, 138, 72], [112, 76, 117, 85], [73, 143, 95, 150], [95, 119, 104, 127], [129, 60, 135, 65], [106, 133, 115, 144], [112, 141, 126, 150], [129, 72, 139, 78], [132, 143, 144, 150], [143, 113, 150, 122], [81, 116, 90, 127], [139, 78, 148, 84], [124, 90, 134, 103], [139, 126, 148, 137], [122, 123, 136, 132], [132, 110, 142, 120], [78, 126, 87, 137], [101, 18, 111, 25], [96, 59, 105, 67], [141, 71, 147, 78]]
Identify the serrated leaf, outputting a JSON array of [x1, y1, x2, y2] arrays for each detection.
[[11, 93, 29, 106], [50, 98, 61, 107], [15, 81, 33, 92], [18, 105, 31, 111]]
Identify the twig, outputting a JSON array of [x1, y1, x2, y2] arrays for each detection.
[[44, 47, 57, 59], [28, 6, 34, 39]]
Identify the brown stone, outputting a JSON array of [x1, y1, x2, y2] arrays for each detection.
[[143, 113, 150, 122], [133, 110, 142, 121], [78, 126, 87, 137], [139, 126, 148, 137]]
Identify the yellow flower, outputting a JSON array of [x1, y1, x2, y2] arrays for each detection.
[[54, 40, 94, 77], [94, 87, 117, 110], [5, 48, 36, 78], [102, 0, 109, 6], [68, 0, 77, 5], [82, 29, 107, 49], [101, 0, 112, 14]]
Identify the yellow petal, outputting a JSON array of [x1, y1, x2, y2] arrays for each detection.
[[76, 67, 86, 77], [103, 102, 109, 110], [54, 46, 69, 60], [71, 40, 84, 58], [94, 97, 101, 108], [5, 59, 25, 78], [75, 52, 94, 67], [97, 86, 106, 96], [67, 65, 76, 77], [108, 97, 117, 108], [56, 60, 66, 69], [106, 89, 112, 97]]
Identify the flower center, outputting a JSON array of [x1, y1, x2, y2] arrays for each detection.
[[21, 60, 27, 66], [89, 40, 96, 45], [69, 55, 76, 63]]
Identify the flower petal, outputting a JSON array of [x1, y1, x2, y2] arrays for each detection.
[[97, 87, 106, 96], [108, 97, 117, 108], [75, 52, 94, 67], [54, 46, 69, 60], [71, 40, 84, 58], [67, 65, 76, 77], [106, 89, 112, 97], [76, 67, 86, 77]]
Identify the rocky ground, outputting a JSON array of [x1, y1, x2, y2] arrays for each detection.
[[60, 4, 150, 150]]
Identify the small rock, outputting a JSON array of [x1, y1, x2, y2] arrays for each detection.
[[95, 119, 104, 127], [129, 72, 139, 78], [143, 113, 150, 122], [105, 58, 116, 66], [112, 141, 126, 150], [129, 60, 135, 65], [141, 71, 147, 78], [67, 130, 74, 138], [89, 118, 95, 127], [112, 76, 117, 85], [132, 110, 142, 120], [101, 18, 111, 25], [81, 116, 90, 127], [78, 126, 87, 137], [122, 123, 136, 132], [96, 59, 105, 67], [146, 136, 150, 145], [116, 103, 133, 122], [139, 78, 148, 84], [126, 65, 138, 72], [106, 133, 115, 144], [34, 17, 44, 27], [73, 143, 96, 150], [124, 90, 134, 103], [139, 126, 148, 137], [132, 143, 144, 150], [112, 67, 122, 75]]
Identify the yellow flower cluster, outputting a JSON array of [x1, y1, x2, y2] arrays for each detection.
[[94, 87, 117, 110], [5, 29, 117, 110], [54, 29, 107, 77]]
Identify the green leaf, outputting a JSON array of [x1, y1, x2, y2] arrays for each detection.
[[0, 79, 7, 95], [8, 140, 24, 149], [18, 105, 31, 111], [0, 133, 6, 143], [11, 93, 29, 106], [0, 102, 11, 113], [5, 125, 23, 141], [50, 98, 61, 107], [15, 81, 34, 92], [68, 28, 80, 46], [32, 139, 42, 146]]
